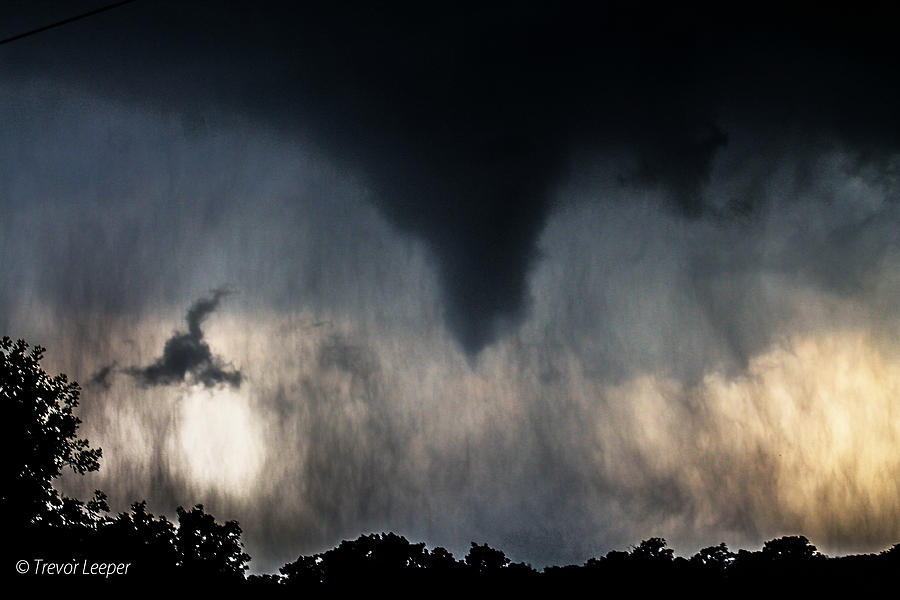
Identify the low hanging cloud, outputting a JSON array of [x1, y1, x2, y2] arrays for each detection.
[[128, 289, 241, 388], [87, 361, 118, 390]]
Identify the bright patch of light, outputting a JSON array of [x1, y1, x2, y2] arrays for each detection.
[[599, 330, 900, 551], [174, 386, 266, 498]]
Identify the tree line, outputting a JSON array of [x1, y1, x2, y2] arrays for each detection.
[[3, 336, 896, 593]]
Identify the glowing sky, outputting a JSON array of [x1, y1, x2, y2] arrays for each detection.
[[2, 1, 900, 572]]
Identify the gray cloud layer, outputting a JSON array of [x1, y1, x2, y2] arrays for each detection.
[[3, 2, 900, 574]]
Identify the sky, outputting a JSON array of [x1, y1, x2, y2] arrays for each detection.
[[2, 1, 900, 572]]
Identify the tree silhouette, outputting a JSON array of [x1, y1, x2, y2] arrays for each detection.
[[281, 532, 434, 589], [631, 537, 675, 562], [691, 542, 735, 572], [175, 504, 250, 580], [425, 546, 462, 571], [881, 543, 900, 561], [465, 541, 510, 573], [761, 535, 819, 561], [2, 336, 102, 525], [97, 501, 179, 578], [280, 554, 325, 587]]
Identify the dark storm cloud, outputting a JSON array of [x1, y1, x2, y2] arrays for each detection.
[[88, 361, 117, 390], [128, 289, 241, 388], [6, 1, 897, 353]]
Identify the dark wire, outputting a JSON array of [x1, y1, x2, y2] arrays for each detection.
[[0, 0, 139, 47]]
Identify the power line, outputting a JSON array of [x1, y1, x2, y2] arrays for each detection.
[[0, 0, 139, 47]]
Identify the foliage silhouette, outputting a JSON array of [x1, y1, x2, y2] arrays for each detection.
[[280, 532, 437, 589], [464, 541, 510, 573], [3, 336, 249, 590], [2, 336, 102, 526], [176, 503, 250, 580], [691, 542, 735, 577], [424, 546, 462, 571], [761, 535, 820, 561], [881, 543, 900, 560], [97, 501, 179, 578], [630, 536, 675, 562]]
